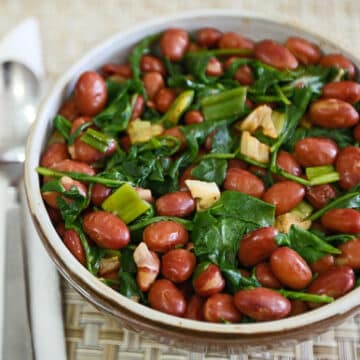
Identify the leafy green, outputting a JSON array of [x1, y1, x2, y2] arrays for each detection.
[[221, 266, 261, 293], [53, 115, 71, 140], [275, 225, 341, 264], [119, 272, 145, 302]]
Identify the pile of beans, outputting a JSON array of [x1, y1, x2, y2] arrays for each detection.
[[39, 27, 360, 323]]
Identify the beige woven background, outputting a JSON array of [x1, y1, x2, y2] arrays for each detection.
[[1, 0, 360, 359]]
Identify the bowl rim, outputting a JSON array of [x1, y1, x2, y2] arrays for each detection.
[[25, 8, 360, 336]]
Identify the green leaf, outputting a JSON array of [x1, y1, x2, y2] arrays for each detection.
[[119, 272, 145, 303], [53, 115, 71, 140], [191, 158, 227, 185], [221, 266, 261, 293]]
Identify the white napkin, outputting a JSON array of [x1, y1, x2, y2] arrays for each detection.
[[0, 19, 66, 360]]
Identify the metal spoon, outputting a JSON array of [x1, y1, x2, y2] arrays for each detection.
[[0, 61, 40, 360]]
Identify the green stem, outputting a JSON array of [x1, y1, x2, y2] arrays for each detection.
[[197, 153, 236, 161], [129, 216, 193, 231], [80, 128, 115, 153], [278, 289, 334, 304], [186, 48, 253, 58], [54, 115, 72, 140], [309, 172, 340, 186]]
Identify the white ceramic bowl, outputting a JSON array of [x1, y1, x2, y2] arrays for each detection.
[[24, 10, 360, 353]]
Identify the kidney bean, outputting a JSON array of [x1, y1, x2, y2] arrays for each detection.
[[308, 266, 355, 302], [270, 247, 312, 290], [255, 262, 282, 289], [322, 81, 360, 104], [42, 176, 87, 208], [204, 129, 217, 152], [335, 238, 360, 269], [249, 165, 267, 178], [101, 63, 132, 78], [64, 229, 86, 266], [179, 165, 195, 190], [148, 279, 186, 316], [294, 137, 339, 167], [120, 135, 131, 152], [206, 57, 223, 76], [83, 211, 130, 249], [290, 300, 309, 316], [309, 99, 359, 128], [354, 124, 360, 142], [336, 146, 360, 190], [161, 249, 196, 283], [59, 97, 79, 121], [255, 40, 298, 70], [75, 71, 107, 116], [193, 264, 225, 297], [143, 221, 188, 253], [184, 110, 204, 125], [321, 208, 360, 234], [177, 280, 194, 300], [262, 181, 305, 215], [140, 55, 166, 76], [156, 191, 195, 218], [143, 72, 165, 100], [184, 295, 205, 320], [203, 294, 242, 323], [234, 287, 291, 321], [319, 54, 356, 80], [306, 184, 337, 209], [227, 158, 247, 170], [310, 254, 335, 275], [56, 222, 66, 238], [234, 65, 254, 85], [47, 206, 62, 225], [238, 227, 278, 267], [91, 183, 112, 206], [160, 28, 189, 62], [285, 37, 321, 65], [50, 158, 95, 177], [40, 143, 69, 168], [155, 88, 176, 113], [223, 168, 265, 198], [219, 32, 254, 51], [275, 150, 302, 181], [130, 94, 145, 120], [197, 28, 222, 48], [163, 126, 187, 151]]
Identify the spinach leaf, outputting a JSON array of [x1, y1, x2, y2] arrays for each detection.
[[191, 158, 227, 185], [119, 272, 146, 303], [276, 225, 341, 264], [221, 266, 261, 294], [185, 52, 217, 84]]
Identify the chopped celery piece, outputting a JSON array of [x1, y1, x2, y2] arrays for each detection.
[[80, 128, 115, 153], [290, 201, 314, 220], [128, 119, 163, 144], [102, 184, 150, 224], [271, 111, 286, 135], [309, 172, 340, 186], [160, 90, 194, 127], [306, 165, 336, 180]]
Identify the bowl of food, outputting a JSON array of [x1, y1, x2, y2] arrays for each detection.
[[25, 9, 360, 353]]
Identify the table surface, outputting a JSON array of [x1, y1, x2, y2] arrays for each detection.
[[2, 0, 360, 359]]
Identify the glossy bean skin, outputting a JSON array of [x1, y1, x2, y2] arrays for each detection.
[[309, 99, 359, 128], [255, 263, 282, 289], [336, 147, 360, 190], [262, 181, 305, 215], [101, 63, 132, 78], [234, 288, 291, 321], [140, 55, 166, 76], [148, 279, 186, 316], [310, 254, 335, 274], [285, 37, 321, 65], [59, 97, 79, 121], [50, 159, 96, 176], [319, 54, 356, 80], [336, 239, 360, 269], [160, 28, 189, 61], [184, 295, 205, 320], [155, 191, 195, 217], [130, 94, 145, 120], [143, 72, 165, 100], [75, 71, 107, 116], [321, 208, 360, 234], [255, 40, 298, 70], [203, 294, 242, 323], [155, 88, 176, 113], [179, 165, 195, 190], [83, 211, 130, 249], [47, 206, 62, 225], [238, 227, 278, 267], [40, 143, 69, 167], [143, 221, 189, 253], [270, 247, 312, 290], [193, 264, 225, 297], [306, 184, 337, 209], [234, 65, 254, 85], [91, 183, 112, 206], [184, 110, 204, 125], [354, 124, 360, 142], [161, 249, 196, 283], [197, 28, 222, 48], [223, 168, 265, 198], [290, 300, 309, 316], [308, 266, 355, 301], [64, 229, 86, 266], [322, 81, 360, 104], [219, 32, 254, 50], [275, 150, 302, 181], [294, 137, 339, 167], [206, 57, 223, 76], [227, 158, 248, 170]]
